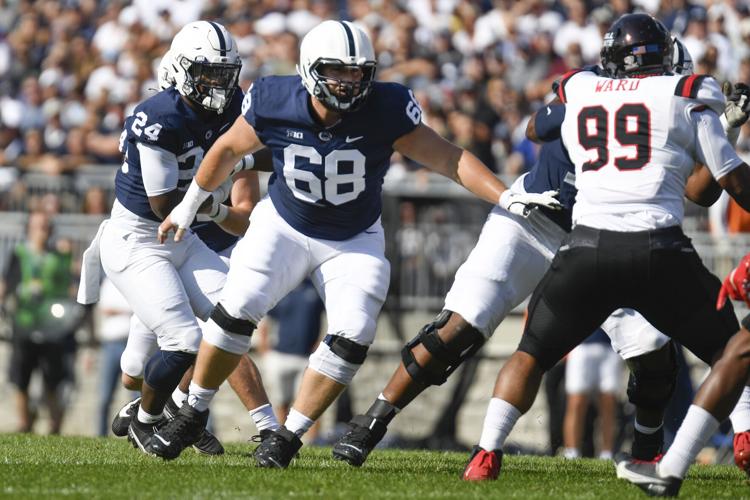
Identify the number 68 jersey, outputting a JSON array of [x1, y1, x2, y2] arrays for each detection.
[[558, 70, 734, 231], [243, 75, 421, 241]]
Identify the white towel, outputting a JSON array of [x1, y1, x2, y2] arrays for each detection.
[[77, 220, 108, 305]]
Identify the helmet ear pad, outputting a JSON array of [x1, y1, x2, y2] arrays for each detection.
[[600, 13, 673, 78]]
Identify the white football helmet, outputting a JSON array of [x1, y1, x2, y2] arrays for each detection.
[[671, 36, 693, 76], [297, 20, 376, 112], [164, 21, 241, 113]]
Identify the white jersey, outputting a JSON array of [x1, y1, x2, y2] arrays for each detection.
[[559, 70, 742, 231]]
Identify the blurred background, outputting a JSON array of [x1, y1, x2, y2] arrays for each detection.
[[2, 0, 750, 462]]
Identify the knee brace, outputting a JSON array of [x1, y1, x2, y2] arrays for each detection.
[[143, 350, 196, 393], [401, 310, 485, 387], [202, 303, 257, 355], [626, 341, 678, 412], [308, 335, 369, 385]]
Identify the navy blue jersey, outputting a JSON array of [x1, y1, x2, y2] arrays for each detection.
[[267, 280, 325, 356], [244, 75, 421, 240], [115, 87, 242, 250], [581, 328, 611, 345], [523, 139, 576, 232]]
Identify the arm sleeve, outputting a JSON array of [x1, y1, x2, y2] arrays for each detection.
[[137, 143, 180, 196], [694, 109, 744, 181], [534, 105, 565, 141]]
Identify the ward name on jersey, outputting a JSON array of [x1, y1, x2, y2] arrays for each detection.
[[559, 71, 738, 231], [115, 86, 244, 225], [243, 75, 421, 240]]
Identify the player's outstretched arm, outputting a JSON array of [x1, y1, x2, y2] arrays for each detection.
[[393, 123, 507, 205], [211, 169, 260, 236], [685, 164, 722, 207], [158, 116, 265, 242]]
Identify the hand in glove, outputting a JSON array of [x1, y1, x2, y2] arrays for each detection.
[[722, 81, 750, 128], [716, 252, 750, 310], [498, 189, 562, 217]]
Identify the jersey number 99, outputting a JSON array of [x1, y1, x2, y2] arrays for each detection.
[[577, 104, 651, 172]]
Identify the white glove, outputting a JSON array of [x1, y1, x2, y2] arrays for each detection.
[[498, 189, 562, 217], [170, 179, 212, 231], [722, 82, 750, 128]]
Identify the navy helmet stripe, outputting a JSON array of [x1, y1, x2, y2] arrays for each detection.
[[340, 21, 355, 58], [207, 21, 227, 55]]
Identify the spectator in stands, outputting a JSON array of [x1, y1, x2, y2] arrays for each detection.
[[94, 276, 132, 436], [562, 330, 623, 460], [0, 211, 80, 434], [257, 279, 325, 424]]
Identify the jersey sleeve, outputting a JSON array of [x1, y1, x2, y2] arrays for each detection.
[[693, 109, 743, 180], [126, 102, 182, 154], [675, 75, 725, 116], [376, 83, 422, 143], [242, 81, 262, 131], [534, 105, 565, 141]]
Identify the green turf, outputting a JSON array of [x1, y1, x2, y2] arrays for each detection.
[[0, 434, 747, 499]]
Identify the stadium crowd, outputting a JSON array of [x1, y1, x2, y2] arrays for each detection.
[[3, 0, 750, 186], [1, 0, 750, 465]]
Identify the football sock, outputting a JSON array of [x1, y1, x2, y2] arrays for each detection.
[[634, 420, 663, 434], [249, 403, 280, 432], [598, 450, 613, 460], [364, 394, 400, 424], [172, 388, 188, 407], [659, 405, 719, 479], [137, 407, 161, 425], [563, 447, 580, 459], [729, 386, 750, 433], [285, 408, 315, 437], [187, 382, 217, 413], [478, 398, 521, 452]]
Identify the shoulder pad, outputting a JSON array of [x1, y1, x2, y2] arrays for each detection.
[[674, 75, 725, 115], [555, 69, 596, 103]]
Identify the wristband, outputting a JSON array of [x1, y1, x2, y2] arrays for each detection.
[[182, 180, 212, 217], [232, 154, 255, 174], [210, 203, 229, 223]]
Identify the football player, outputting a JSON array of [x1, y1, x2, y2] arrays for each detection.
[[78, 21, 277, 454], [459, 14, 750, 496], [330, 36, 748, 469], [149, 20, 560, 464]]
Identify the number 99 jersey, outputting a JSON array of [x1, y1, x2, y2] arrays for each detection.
[[559, 70, 727, 231], [243, 75, 421, 241]]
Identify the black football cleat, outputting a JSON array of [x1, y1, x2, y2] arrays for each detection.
[[127, 417, 161, 455], [632, 427, 664, 462], [163, 398, 224, 455], [617, 459, 682, 497], [112, 397, 141, 437], [253, 427, 302, 468], [331, 414, 388, 467], [148, 404, 208, 460]]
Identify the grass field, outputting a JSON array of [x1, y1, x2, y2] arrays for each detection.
[[1, 434, 748, 499]]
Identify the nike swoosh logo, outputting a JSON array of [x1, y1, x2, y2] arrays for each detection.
[[154, 435, 171, 446], [364, 230, 378, 234], [345, 135, 363, 143], [219, 123, 231, 132]]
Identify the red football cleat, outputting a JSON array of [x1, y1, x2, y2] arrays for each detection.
[[462, 446, 503, 481], [734, 431, 750, 475]]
